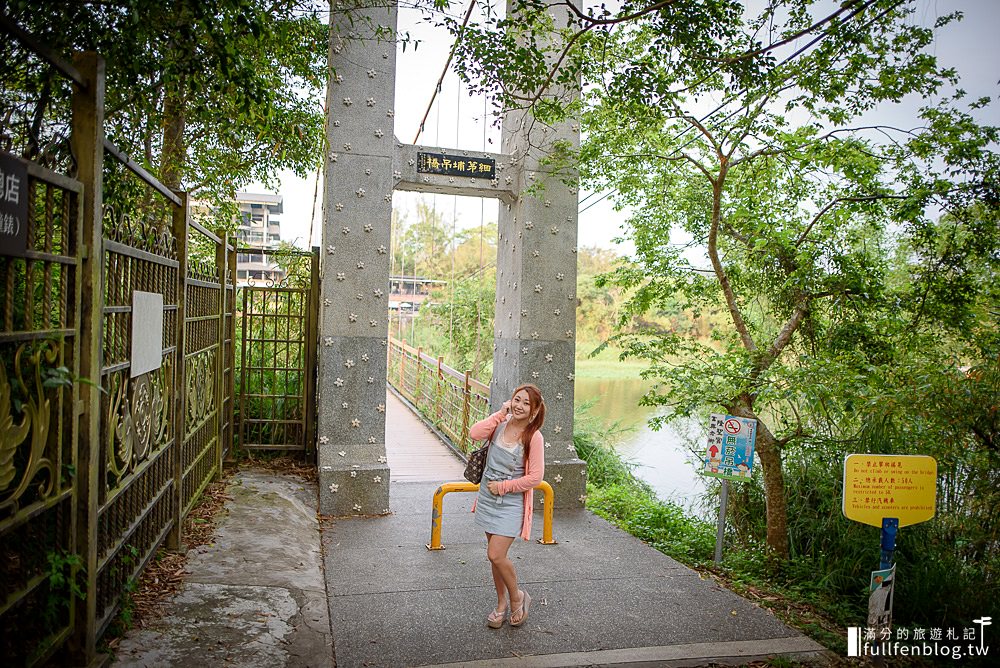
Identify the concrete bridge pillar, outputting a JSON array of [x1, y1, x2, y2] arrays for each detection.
[[318, 1, 397, 515], [493, 1, 586, 508], [318, 0, 586, 514]]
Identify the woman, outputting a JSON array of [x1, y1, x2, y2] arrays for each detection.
[[468, 383, 545, 629]]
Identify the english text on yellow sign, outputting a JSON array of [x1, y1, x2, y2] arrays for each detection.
[[842, 454, 937, 527]]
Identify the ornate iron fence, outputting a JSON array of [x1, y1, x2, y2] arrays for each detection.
[[235, 249, 318, 455], [387, 336, 491, 454], [1, 23, 236, 664]]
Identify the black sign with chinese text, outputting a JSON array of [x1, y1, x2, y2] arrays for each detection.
[[417, 152, 495, 180], [0, 152, 28, 257]]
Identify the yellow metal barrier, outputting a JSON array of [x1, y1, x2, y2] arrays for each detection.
[[427, 480, 557, 550]]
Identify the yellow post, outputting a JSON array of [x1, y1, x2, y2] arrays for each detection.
[[535, 481, 557, 545], [427, 481, 557, 550]]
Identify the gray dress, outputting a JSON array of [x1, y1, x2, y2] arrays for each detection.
[[474, 421, 525, 538]]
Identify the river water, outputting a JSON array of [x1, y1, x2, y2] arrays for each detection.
[[574, 377, 711, 516]]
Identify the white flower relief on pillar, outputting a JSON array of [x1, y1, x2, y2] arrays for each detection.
[[353, 503, 363, 512], [545, 354, 553, 363], [554, 474, 563, 483], [342, 402, 349, 409], [351, 418, 361, 428], [345, 359, 355, 368], [335, 377, 344, 387], [554, 425, 562, 433], [342, 226, 350, 235], [531, 371, 539, 379], [349, 313, 357, 322], [324, 337, 334, 346], [335, 202, 344, 211], [329, 483, 339, 493], [368, 437, 377, 444], [364, 224, 373, 232], [534, 284, 542, 293], [319, 436, 329, 444], [366, 97, 376, 107], [532, 250, 540, 258], [378, 455, 387, 463], [377, 404, 386, 413], [373, 475, 382, 483], [556, 393, 564, 400], [327, 245, 336, 254], [338, 450, 346, 457], [356, 188, 365, 197], [531, 331, 539, 340], [343, 97, 352, 106], [550, 226, 559, 235], [361, 353, 370, 362], [367, 69, 377, 78], [350, 471, 357, 478], [367, 376, 375, 384]]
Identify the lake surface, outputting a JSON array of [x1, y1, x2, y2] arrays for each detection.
[[574, 376, 711, 516]]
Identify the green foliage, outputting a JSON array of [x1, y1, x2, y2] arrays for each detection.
[[423, 276, 495, 380], [573, 403, 716, 563], [6, 0, 329, 199], [43, 550, 85, 631]]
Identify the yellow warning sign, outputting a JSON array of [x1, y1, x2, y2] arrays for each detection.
[[843, 454, 937, 527]]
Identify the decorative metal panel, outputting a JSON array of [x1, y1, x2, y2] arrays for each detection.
[[93, 153, 179, 634], [236, 250, 317, 454], [0, 165, 82, 666]]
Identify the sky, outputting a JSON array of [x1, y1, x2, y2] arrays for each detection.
[[250, 0, 1000, 254]]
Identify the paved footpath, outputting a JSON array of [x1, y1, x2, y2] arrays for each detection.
[[112, 391, 828, 667], [321, 481, 827, 668]]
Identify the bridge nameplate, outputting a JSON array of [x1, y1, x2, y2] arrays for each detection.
[[417, 152, 495, 179]]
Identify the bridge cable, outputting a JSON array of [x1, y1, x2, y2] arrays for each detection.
[[413, 0, 478, 145]]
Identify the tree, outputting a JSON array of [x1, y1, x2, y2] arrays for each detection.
[[447, 0, 999, 558], [3, 0, 328, 218]]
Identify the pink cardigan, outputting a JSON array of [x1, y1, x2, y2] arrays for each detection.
[[469, 410, 545, 541]]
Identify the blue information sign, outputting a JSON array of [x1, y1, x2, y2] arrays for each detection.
[[702, 413, 756, 481]]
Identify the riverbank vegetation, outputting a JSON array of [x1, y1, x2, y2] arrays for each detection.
[[432, 0, 999, 646]]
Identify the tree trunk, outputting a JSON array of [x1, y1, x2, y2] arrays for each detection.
[[733, 396, 789, 558], [160, 79, 186, 190]]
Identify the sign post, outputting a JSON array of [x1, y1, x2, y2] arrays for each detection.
[[703, 414, 757, 564], [843, 454, 937, 635]]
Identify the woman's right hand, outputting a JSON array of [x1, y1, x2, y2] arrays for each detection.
[[501, 400, 512, 415]]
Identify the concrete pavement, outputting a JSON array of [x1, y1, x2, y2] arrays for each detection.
[[321, 480, 827, 667]]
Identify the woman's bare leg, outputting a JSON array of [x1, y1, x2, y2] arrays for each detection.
[[486, 533, 521, 613]]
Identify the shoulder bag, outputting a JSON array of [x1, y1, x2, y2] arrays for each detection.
[[463, 425, 499, 484]]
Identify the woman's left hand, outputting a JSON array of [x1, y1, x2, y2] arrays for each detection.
[[486, 480, 502, 495]]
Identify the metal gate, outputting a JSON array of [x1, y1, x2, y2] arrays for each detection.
[[236, 248, 318, 455]]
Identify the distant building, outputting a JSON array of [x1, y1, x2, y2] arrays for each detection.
[[234, 192, 284, 285]]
